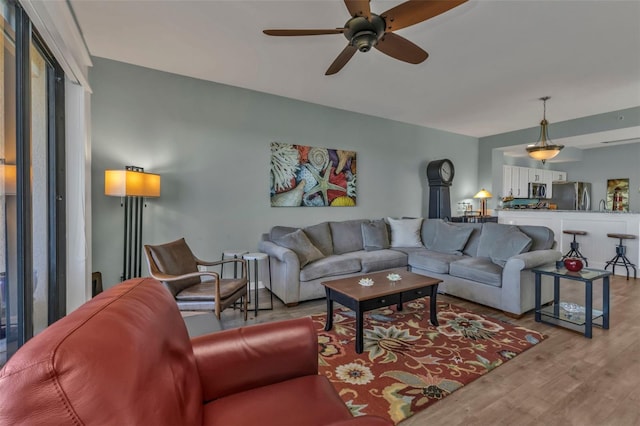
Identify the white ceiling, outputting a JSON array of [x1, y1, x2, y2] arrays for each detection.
[[70, 0, 640, 145]]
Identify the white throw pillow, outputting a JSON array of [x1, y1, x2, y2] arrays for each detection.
[[387, 217, 423, 248]]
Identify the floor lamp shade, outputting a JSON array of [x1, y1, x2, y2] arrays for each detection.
[[105, 169, 161, 198]]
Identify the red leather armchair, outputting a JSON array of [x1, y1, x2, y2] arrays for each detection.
[[0, 277, 390, 426]]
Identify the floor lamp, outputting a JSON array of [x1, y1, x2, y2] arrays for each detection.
[[105, 166, 161, 281]]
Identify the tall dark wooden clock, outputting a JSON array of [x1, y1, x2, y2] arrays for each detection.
[[426, 159, 454, 220]]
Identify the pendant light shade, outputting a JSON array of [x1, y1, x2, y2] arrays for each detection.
[[526, 97, 564, 162]]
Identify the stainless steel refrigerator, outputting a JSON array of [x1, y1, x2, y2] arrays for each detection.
[[551, 182, 591, 210]]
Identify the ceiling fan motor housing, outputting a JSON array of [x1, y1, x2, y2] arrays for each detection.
[[343, 15, 385, 52]]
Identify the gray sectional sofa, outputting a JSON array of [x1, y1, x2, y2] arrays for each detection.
[[258, 218, 561, 316]]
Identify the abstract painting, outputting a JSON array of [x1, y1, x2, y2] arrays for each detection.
[[607, 178, 629, 212], [270, 142, 356, 207]]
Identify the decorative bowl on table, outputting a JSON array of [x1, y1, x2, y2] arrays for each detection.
[[386, 273, 402, 283], [563, 258, 584, 272], [358, 278, 374, 287]]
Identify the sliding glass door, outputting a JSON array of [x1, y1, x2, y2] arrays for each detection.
[[1, 0, 65, 365]]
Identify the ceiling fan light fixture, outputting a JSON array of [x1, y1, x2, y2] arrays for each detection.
[[526, 96, 564, 163], [353, 30, 378, 51]]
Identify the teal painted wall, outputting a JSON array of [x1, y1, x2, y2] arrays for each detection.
[[90, 58, 478, 287]]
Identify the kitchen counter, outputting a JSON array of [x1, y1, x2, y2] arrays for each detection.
[[498, 210, 639, 276]]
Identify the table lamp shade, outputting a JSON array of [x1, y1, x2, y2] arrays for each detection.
[[473, 189, 492, 216]]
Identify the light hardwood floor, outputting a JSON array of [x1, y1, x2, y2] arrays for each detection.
[[185, 274, 640, 426]]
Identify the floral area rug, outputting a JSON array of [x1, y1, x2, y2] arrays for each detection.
[[312, 298, 545, 425]]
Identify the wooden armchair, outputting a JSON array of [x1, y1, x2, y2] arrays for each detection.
[[144, 238, 248, 320]]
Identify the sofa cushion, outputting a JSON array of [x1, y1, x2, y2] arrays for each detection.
[[449, 257, 503, 287], [275, 229, 325, 267], [388, 217, 423, 248], [427, 221, 474, 255], [330, 220, 367, 254], [476, 223, 519, 258], [345, 249, 408, 273], [420, 219, 440, 249], [407, 249, 465, 274], [461, 223, 484, 256], [299, 255, 361, 282], [490, 228, 533, 267], [361, 220, 390, 251], [303, 222, 333, 256], [518, 225, 555, 251]]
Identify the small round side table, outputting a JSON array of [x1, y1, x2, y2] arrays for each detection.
[[221, 250, 248, 279], [243, 252, 273, 315]]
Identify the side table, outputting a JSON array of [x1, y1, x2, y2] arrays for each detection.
[[532, 264, 610, 338], [220, 250, 248, 279], [243, 252, 273, 315]]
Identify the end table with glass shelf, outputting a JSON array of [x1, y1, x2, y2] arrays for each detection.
[[532, 265, 610, 338]]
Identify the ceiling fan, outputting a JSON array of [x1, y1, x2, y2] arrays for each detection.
[[263, 0, 469, 75]]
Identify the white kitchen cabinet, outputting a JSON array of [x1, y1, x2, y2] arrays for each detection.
[[502, 165, 514, 197], [528, 169, 543, 183], [542, 170, 553, 198], [502, 165, 527, 198], [517, 167, 529, 198], [552, 171, 567, 182], [502, 166, 566, 198]]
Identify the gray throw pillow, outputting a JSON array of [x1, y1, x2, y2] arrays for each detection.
[[303, 222, 333, 256], [476, 223, 519, 258], [387, 217, 423, 248], [361, 220, 390, 251], [330, 220, 367, 254], [489, 228, 533, 267], [275, 229, 325, 267], [428, 221, 474, 255]]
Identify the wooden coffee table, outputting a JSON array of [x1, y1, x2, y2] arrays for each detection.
[[322, 268, 442, 354]]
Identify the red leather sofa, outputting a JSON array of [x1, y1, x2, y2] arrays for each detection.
[[0, 277, 390, 425]]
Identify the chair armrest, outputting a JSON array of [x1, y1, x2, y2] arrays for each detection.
[[194, 257, 247, 278], [150, 270, 219, 282], [191, 317, 318, 402]]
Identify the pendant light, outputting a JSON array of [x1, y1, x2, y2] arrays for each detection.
[[526, 96, 564, 163]]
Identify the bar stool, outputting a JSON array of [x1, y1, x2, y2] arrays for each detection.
[[604, 233, 637, 280], [243, 252, 273, 315], [561, 230, 588, 266]]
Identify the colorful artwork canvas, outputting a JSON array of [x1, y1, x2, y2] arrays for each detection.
[[270, 142, 356, 207], [607, 178, 629, 212]]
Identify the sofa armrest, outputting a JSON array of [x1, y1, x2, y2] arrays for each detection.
[[258, 240, 300, 266], [191, 317, 318, 402], [503, 249, 562, 273]]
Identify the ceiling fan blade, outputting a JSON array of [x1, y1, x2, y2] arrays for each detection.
[[375, 32, 428, 64], [344, 0, 371, 20], [263, 29, 345, 36], [325, 45, 358, 75], [380, 0, 468, 32]]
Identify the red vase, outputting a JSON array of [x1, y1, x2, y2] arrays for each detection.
[[564, 258, 584, 272]]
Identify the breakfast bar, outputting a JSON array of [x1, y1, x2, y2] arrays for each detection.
[[498, 210, 640, 276]]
